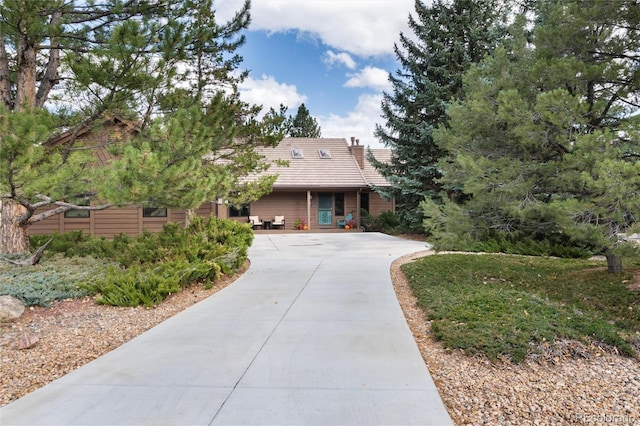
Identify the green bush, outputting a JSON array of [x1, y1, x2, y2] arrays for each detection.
[[86, 259, 223, 307], [31, 231, 116, 259], [87, 265, 180, 307], [361, 209, 402, 234], [421, 197, 604, 258], [0, 254, 115, 306], [23, 216, 253, 307], [105, 216, 253, 270], [432, 230, 597, 259]]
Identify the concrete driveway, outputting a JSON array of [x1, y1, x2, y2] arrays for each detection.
[[1, 233, 452, 425]]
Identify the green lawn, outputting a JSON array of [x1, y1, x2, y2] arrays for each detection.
[[402, 254, 640, 363]]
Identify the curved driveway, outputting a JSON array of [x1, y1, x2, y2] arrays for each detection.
[[1, 233, 452, 425]]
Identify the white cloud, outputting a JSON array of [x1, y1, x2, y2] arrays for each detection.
[[238, 74, 307, 114], [345, 66, 392, 92], [217, 0, 413, 57], [239, 75, 388, 148], [319, 93, 386, 148], [324, 50, 357, 69], [216, 0, 409, 149]]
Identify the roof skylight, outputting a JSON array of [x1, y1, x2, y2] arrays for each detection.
[[318, 149, 331, 159], [291, 148, 304, 159]]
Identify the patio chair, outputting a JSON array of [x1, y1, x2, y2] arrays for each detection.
[[337, 212, 353, 228], [249, 215, 263, 229], [272, 215, 285, 229]]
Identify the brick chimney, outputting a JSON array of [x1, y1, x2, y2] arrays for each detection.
[[349, 136, 365, 169]]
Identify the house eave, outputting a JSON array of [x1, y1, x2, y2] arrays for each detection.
[[272, 184, 370, 190]]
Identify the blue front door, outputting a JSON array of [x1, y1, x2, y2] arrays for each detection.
[[318, 193, 333, 226]]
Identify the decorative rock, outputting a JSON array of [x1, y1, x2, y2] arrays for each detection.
[[0, 295, 25, 321], [15, 334, 39, 350]]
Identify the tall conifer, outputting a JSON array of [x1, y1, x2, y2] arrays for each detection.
[[0, 1, 281, 254], [286, 103, 321, 138], [370, 0, 507, 231], [430, 0, 640, 271]]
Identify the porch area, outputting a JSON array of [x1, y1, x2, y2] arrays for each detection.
[[252, 227, 364, 235]]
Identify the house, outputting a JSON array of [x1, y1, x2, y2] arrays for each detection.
[[27, 116, 221, 238], [29, 133, 393, 237], [224, 137, 394, 230]]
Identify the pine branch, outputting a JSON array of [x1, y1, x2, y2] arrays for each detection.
[[0, 239, 51, 266]]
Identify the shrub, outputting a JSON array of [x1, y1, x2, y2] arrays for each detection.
[[87, 265, 181, 307], [86, 259, 223, 307], [24, 215, 254, 307], [31, 231, 116, 259], [0, 254, 114, 306], [465, 233, 596, 259], [361, 210, 402, 234]]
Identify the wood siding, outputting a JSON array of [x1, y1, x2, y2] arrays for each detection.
[[369, 192, 394, 216], [29, 203, 217, 238], [28, 192, 393, 238], [246, 190, 361, 230], [247, 192, 307, 230]]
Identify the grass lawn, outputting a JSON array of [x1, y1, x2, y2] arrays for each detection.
[[402, 254, 640, 363]]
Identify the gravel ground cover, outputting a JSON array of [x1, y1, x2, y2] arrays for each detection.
[[392, 251, 640, 425], [2, 254, 640, 425], [0, 266, 242, 406]]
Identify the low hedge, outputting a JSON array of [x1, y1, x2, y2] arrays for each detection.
[[19, 216, 254, 307]]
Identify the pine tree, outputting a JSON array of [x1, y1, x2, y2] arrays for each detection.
[[0, 0, 280, 254], [428, 0, 640, 271], [285, 103, 321, 138], [262, 104, 289, 137], [370, 0, 508, 231]]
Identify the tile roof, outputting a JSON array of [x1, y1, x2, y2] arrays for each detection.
[[251, 138, 390, 189], [364, 149, 392, 187]]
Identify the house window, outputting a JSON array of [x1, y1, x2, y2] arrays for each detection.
[[64, 198, 90, 218], [229, 203, 250, 217], [360, 192, 370, 214], [335, 193, 345, 216], [291, 148, 304, 159], [143, 206, 167, 217]]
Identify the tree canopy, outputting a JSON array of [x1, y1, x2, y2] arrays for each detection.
[[424, 0, 640, 269], [264, 103, 322, 138], [286, 103, 321, 138], [370, 0, 508, 231], [0, 0, 281, 254]]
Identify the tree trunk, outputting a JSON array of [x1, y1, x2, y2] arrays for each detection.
[[0, 199, 31, 254], [184, 208, 195, 227], [15, 39, 37, 110], [0, 35, 12, 108], [35, 11, 62, 108], [606, 252, 623, 274]]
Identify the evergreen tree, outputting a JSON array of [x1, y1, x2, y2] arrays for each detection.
[[0, 0, 280, 254], [427, 1, 640, 271], [370, 0, 508, 231], [285, 103, 321, 138], [262, 104, 289, 137]]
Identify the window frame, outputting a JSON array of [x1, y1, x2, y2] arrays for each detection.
[[64, 198, 90, 219], [360, 192, 370, 214], [334, 193, 345, 216], [229, 203, 250, 218], [142, 206, 168, 218]]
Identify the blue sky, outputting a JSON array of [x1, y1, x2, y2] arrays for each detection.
[[217, 0, 417, 148]]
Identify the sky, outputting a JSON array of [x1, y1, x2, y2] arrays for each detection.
[[215, 0, 417, 148]]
